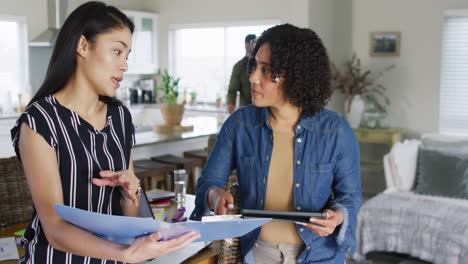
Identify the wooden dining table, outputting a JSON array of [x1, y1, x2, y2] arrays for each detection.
[[146, 192, 219, 264], [0, 193, 220, 264], [0, 222, 28, 264]]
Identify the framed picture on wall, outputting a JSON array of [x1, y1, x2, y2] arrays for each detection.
[[369, 31, 401, 56]]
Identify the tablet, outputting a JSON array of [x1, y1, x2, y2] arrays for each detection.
[[241, 209, 328, 223]]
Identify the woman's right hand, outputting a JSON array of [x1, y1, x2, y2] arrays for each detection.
[[123, 231, 200, 263], [208, 187, 234, 215]]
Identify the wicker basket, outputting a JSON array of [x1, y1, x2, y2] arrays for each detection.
[[206, 137, 243, 263], [218, 182, 243, 264], [0, 157, 32, 227]]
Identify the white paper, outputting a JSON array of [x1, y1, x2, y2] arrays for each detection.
[[201, 215, 243, 222], [55, 204, 271, 245], [0, 237, 19, 261]]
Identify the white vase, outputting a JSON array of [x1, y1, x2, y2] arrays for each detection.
[[345, 95, 365, 128]]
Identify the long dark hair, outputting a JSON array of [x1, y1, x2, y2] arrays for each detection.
[[28, 1, 134, 107]]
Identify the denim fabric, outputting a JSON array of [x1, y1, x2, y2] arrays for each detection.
[[190, 105, 362, 263]]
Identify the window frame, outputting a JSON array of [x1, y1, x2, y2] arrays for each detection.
[[439, 10, 468, 135], [0, 15, 30, 110], [168, 20, 279, 103]]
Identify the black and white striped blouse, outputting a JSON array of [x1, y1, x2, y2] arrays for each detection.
[[11, 95, 135, 264]]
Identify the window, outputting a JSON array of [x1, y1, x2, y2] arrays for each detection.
[[169, 21, 278, 103], [440, 11, 468, 135], [0, 16, 29, 113]]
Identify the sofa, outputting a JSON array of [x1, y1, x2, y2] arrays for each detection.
[[354, 135, 468, 264]]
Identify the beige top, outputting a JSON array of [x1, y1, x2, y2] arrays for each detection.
[[259, 130, 303, 245]]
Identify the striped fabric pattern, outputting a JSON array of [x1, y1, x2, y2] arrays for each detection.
[[11, 95, 135, 264]]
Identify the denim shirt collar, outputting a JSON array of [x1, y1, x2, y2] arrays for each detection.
[[255, 106, 318, 131]]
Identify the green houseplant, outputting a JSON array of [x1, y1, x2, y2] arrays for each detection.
[[156, 69, 181, 104], [189, 90, 197, 106], [156, 69, 185, 126]]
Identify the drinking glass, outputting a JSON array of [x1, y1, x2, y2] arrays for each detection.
[[173, 169, 187, 203]]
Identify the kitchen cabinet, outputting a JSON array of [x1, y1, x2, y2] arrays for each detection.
[[123, 10, 159, 74]]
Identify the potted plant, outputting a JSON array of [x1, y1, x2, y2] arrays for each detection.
[[189, 90, 197, 106], [156, 69, 184, 126], [331, 54, 394, 128], [215, 93, 222, 108]]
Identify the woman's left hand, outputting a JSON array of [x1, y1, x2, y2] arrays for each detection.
[[302, 209, 344, 237], [92, 170, 140, 207]]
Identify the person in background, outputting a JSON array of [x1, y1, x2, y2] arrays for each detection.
[[191, 24, 362, 263], [11, 2, 199, 263], [226, 34, 257, 113]]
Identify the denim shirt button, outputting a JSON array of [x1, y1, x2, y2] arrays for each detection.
[[307, 246, 311, 250], [297, 206, 301, 210], [297, 138, 302, 143], [296, 160, 301, 165], [297, 125, 302, 130], [298, 260, 303, 263], [295, 183, 300, 188], [300, 228, 304, 232]]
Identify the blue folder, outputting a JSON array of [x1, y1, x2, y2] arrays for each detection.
[[55, 204, 271, 245]]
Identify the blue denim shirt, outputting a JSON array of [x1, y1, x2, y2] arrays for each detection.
[[190, 105, 362, 263]]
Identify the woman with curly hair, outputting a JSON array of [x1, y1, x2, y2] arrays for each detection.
[[191, 23, 362, 263]]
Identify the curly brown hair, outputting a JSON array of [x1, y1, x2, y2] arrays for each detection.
[[248, 24, 332, 116]]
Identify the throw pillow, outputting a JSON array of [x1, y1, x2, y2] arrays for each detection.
[[421, 136, 468, 155], [389, 139, 420, 191], [414, 147, 468, 199]]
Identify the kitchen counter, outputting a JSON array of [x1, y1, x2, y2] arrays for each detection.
[[0, 103, 227, 121], [134, 116, 221, 147], [0, 195, 219, 264], [0, 113, 19, 120], [0, 115, 224, 159], [128, 103, 228, 114], [129, 115, 224, 160]]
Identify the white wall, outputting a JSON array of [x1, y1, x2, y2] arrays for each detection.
[[67, 0, 158, 14], [309, 0, 352, 64], [1, 0, 350, 113], [0, 0, 47, 41], [0, 0, 155, 41], [352, 0, 468, 134], [0, 1, 155, 95], [151, 0, 350, 112], [2, 0, 350, 108], [7, 0, 459, 134], [154, 0, 309, 70], [309, 0, 353, 112]]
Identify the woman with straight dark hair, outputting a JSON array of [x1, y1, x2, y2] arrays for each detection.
[[11, 2, 199, 263]]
